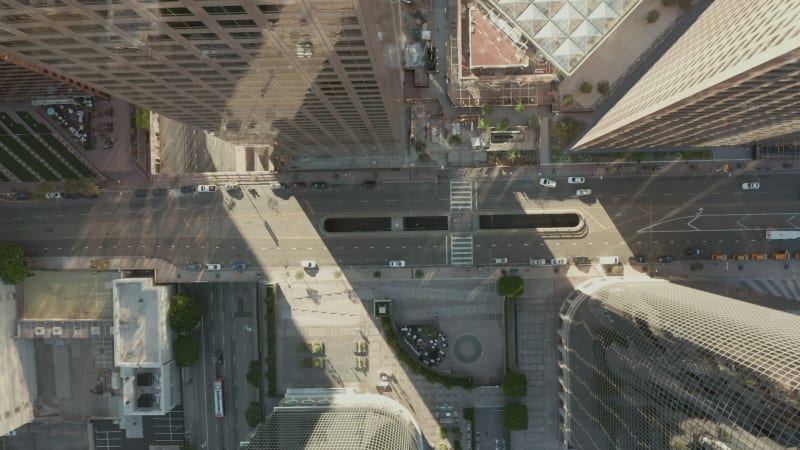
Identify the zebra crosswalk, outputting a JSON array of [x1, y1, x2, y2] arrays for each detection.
[[739, 277, 800, 301], [450, 234, 474, 265], [450, 180, 473, 211]]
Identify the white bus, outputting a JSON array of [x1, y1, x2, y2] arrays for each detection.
[[766, 230, 800, 240], [213, 378, 225, 418]]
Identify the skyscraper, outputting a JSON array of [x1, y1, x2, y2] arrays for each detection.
[[559, 278, 800, 449], [0, 0, 405, 160], [572, 0, 800, 151], [245, 388, 423, 450]]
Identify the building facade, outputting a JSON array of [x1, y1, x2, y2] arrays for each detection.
[[245, 388, 423, 450], [0, 0, 405, 160], [572, 0, 800, 151], [559, 278, 800, 449]]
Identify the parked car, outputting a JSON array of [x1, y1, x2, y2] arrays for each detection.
[[151, 188, 168, 196], [389, 260, 406, 268], [231, 263, 248, 271], [198, 184, 217, 193], [301, 260, 317, 269], [568, 177, 585, 184], [576, 188, 592, 197], [685, 247, 703, 256], [539, 178, 557, 188], [45, 192, 62, 199], [186, 263, 202, 271], [180, 185, 195, 194], [633, 255, 647, 263], [657, 255, 674, 263], [529, 258, 547, 266], [573, 256, 592, 265], [15, 192, 32, 200], [550, 258, 568, 265], [311, 182, 328, 189], [134, 189, 149, 197], [205, 263, 222, 271], [291, 182, 307, 189], [741, 182, 760, 190], [491, 257, 508, 264], [360, 180, 377, 189], [223, 183, 240, 191]]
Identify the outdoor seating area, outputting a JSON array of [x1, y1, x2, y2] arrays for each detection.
[[400, 324, 448, 367], [41, 97, 96, 150]]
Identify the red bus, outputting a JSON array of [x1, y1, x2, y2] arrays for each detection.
[[213, 378, 225, 418]]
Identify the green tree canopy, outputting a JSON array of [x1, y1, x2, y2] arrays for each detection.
[[503, 404, 529, 430], [168, 294, 201, 334], [174, 335, 200, 367], [502, 372, 528, 397], [498, 275, 524, 297], [246, 360, 261, 387], [245, 401, 263, 428], [0, 244, 28, 285]]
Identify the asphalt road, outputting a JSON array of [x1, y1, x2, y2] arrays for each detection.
[[2, 173, 799, 269]]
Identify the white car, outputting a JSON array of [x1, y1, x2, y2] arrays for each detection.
[[741, 182, 760, 190], [205, 263, 222, 271], [576, 188, 592, 197], [223, 183, 239, 191], [198, 184, 218, 193], [529, 258, 547, 266], [389, 260, 406, 268], [301, 260, 318, 269], [550, 257, 568, 266], [45, 192, 63, 199], [567, 177, 585, 184], [539, 178, 557, 188], [491, 257, 508, 264]]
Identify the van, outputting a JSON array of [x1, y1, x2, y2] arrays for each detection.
[[751, 253, 768, 260], [710, 253, 728, 261], [773, 251, 789, 260], [598, 256, 619, 265]]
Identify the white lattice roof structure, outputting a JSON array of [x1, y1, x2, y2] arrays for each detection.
[[489, 0, 641, 74], [246, 388, 423, 450]]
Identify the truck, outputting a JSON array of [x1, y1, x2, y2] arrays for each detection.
[[766, 230, 800, 240]]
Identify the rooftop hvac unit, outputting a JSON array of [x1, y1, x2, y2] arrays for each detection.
[[52, 327, 63, 336], [35, 327, 46, 336], [91, 326, 100, 336]]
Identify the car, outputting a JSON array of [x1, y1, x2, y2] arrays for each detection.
[[568, 177, 585, 184], [180, 185, 195, 194], [576, 188, 592, 197], [300, 260, 318, 269], [186, 263, 202, 271], [14, 192, 32, 200], [491, 257, 508, 264], [134, 189, 149, 197], [223, 183, 240, 191], [389, 260, 406, 268], [741, 182, 760, 190], [685, 247, 703, 256], [529, 258, 547, 266], [550, 258, 568, 265], [151, 188, 168, 196], [231, 263, 248, 271], [198, 184, 217, 193], [45, 192, 62, 199], [633, 255, 647, 263], [539, 178, 557, 188], [213, 351, 223, 365], [573, 256, 591, 265], [311, 182, 328, 189], [657, 256, 674, 263], [360, 180, 377, 189], [205, 263, 222, 271], [291, 182, 307, 189]]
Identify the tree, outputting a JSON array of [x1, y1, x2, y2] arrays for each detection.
[[497, 275, 524, 297], [646, 9, 660, 23], [448, 135, 462, 146], [478, 118, 490, 129], [245, 401, 263, 428], [561, 94, 573, 106], [496, 117, 510, 131], [579, 81, 593, 94], [481, 103, 492, 117], [418, 152, 432, 163], [174, 335, 200, 366], [414, 140, 426, 153], [246, 360, 261, 387], [64, 178, 100, 197], [514, 102, 525, 113], [677, 0, 691, 9], [0, 244, 28, 285], [528, 115, 541, 130], [503, 404, 528, 430], [661, 0, 677, 6], [168, 294, 201, 334], [597, 80, 610, 95], [502, 372, 528, 396]]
